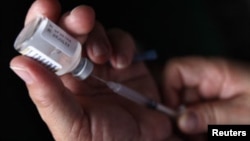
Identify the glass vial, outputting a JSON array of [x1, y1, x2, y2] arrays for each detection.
[[14, 15, 93, 80]]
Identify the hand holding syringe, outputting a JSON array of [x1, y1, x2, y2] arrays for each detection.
[[14, 15, 179, 118], [92, 75, 178, 118]]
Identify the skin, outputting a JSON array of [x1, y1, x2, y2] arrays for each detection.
[[11, 1, 250, 141], [10, 0, 173, 141], [163, 57, 250, 135]]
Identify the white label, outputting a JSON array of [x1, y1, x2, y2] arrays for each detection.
[[20, 46, 62, 71], [41, 18, 78, 57]]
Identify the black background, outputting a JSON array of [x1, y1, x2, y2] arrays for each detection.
[[1, 0, 249, 140]]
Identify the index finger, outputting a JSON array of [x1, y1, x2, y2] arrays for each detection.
[[25, 0, 61, 25]]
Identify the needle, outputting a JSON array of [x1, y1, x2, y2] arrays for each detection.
[[91, 75, 177, 118]]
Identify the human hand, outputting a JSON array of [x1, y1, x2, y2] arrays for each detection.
[[162, 56, 250, 135], [10, 0, 172, 140]]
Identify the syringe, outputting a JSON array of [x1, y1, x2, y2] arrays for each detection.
[[92, 76, 177, 118]]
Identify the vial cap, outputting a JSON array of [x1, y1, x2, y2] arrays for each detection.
[[72, 58, 94, 80]]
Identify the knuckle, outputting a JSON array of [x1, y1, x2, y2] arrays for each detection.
[[202, 104, 219, 125]]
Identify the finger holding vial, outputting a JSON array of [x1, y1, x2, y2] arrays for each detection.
[[58, 6, 112, 64], [25, 0, 61, 25], [25, 0, 134, 69], [60, 8, 136, 68], [25, 0, 108, 64], [15, 0, 136, 90]]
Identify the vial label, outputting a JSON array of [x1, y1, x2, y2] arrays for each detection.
[[41, 18, 78, 57], [20, 46, 62, 71]]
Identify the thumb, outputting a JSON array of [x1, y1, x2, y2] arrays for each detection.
[[10, 56, 88, 140], [177, 94, 250, 134]]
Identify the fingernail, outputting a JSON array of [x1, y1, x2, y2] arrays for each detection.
[[179, 111, 198, 132], [92, 43, 108, 57], [10, 66, 34, 84], [116, 55, 128, 69]]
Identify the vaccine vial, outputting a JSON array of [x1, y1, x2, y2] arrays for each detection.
[[14, 15, 93, 80]]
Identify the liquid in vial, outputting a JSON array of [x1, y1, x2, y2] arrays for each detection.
[[14, 15, 93, 80]]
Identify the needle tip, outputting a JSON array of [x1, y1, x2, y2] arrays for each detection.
[[91, 75, 107, 83]]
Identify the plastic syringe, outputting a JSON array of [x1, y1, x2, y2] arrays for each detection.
[[92, 76, 177, 118]]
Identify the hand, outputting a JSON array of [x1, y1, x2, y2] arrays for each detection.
[[10, 0, 172, 140], [162, 56, 250, 135]]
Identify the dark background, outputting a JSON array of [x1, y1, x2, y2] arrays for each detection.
[[1, 0, 249, 140]]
